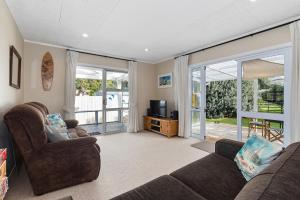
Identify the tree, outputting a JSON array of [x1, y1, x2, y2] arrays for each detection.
[[242, 80, 254, 112], [75, 79, 101, 96], [206, 79, 254, 119], [206, 80, 237, 118]]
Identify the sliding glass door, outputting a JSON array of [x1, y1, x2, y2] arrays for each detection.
[[104, 70, 129, 132], [190, 47, 291, 145], [75, 66, 128, 133]]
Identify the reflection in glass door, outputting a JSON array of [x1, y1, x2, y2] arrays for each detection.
[[75, 66, 129, 134]]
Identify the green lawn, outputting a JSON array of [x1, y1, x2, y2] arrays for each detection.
[[206, 118, 250, 127], [258, 101, 283, 114], [206, 117, 282, 128]]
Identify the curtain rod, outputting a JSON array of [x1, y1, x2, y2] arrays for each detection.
[[175, 18, 300, 59], [67, 49, 135, 62]]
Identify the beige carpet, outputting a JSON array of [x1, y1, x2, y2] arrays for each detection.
[[6, 131, 208, 200]]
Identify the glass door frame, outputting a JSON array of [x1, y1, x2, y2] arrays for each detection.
[[236, 47, 292, 145], [103, 69, 129, 132], [75, 64, 129, 133], [190, 66, 206, 140]]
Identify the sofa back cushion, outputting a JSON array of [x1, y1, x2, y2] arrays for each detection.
[[26, 102, 49, 117], [235, 142, 300, 200], [4, 104, 48, 156]]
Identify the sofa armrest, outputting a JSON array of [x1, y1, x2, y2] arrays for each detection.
[[215, 139, 244, 161], [64, 119, 79, 128]]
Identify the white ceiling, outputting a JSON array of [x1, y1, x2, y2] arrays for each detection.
[[5, 0, 300, 63]]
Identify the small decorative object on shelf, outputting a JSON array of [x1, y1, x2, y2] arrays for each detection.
[[0, 149, 8, 200]]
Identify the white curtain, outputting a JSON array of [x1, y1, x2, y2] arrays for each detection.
[[127, 61, 140, 132], [174, 55, 191, 138], [63, 50, 79, 119], [290, 22, 300, 143]]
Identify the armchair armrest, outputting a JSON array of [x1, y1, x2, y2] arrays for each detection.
[[27, 137, 101, 195], [43, 136, 98, 153], [215, 139, 244, 161], [64, 119, 79, 128]]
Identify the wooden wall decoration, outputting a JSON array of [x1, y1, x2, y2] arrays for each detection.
[[41, 52, 54, 91]]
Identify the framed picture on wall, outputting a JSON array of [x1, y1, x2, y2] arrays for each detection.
[[158, 73, 172, 88], [9, 45, 22, 89]]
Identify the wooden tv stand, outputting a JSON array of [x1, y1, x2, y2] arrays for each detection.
[[143, 116, 178, 137]]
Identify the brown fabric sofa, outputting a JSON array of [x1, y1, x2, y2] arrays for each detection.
[[112, 139, 300, 200], [4, 102, 101, 195]]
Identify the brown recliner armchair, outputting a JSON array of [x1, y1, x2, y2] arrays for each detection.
[[4, 102, 101, 195]]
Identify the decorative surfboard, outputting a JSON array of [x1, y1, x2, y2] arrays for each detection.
[[41, 52, 54, 91]]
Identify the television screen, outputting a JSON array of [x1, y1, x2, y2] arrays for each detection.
[[150, 100, 167, 118]]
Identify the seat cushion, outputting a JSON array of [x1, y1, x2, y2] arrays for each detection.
[[171, 153, 246, 200], [68, 127, 89, 138], [111, 175, 207, 200], [235, 142, 300, 200]]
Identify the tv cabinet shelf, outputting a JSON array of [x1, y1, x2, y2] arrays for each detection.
[[144, 116, 178, 137]]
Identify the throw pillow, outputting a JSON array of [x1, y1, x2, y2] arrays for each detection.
[[45, 125, 69, 143], [47, 113, 66, 127], [234, 135, 283, 181], [46, 113, 67, 133]]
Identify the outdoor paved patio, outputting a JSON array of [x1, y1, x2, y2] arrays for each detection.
[[81, 122, 127, 135], [206, 122, 249, 141]]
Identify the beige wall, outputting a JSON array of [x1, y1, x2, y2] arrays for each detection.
[[23, 42, 66, 113], [0, 0, 24, 118], [155, 59, 175, 116], [137, 62, 157, 126], [189, 25, 291, 65], [0, 0, 24, 173], [78, 53, 128, 70], [23, 42, 157, 129]]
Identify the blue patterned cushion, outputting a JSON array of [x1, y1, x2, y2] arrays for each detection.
[[45, 125, 69, 142], [46, 113, 67, 133], [47, 113, 66, 127], [234, 135, 283, 181]]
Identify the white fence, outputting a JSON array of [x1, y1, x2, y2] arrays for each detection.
[[75, 96, 128, 125], [75, 96, 103, 111]]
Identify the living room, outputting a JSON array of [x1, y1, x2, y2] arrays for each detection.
[[1, 0, 300, 199]]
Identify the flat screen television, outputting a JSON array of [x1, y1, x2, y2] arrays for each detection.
[[150, 100, 167, 118]]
